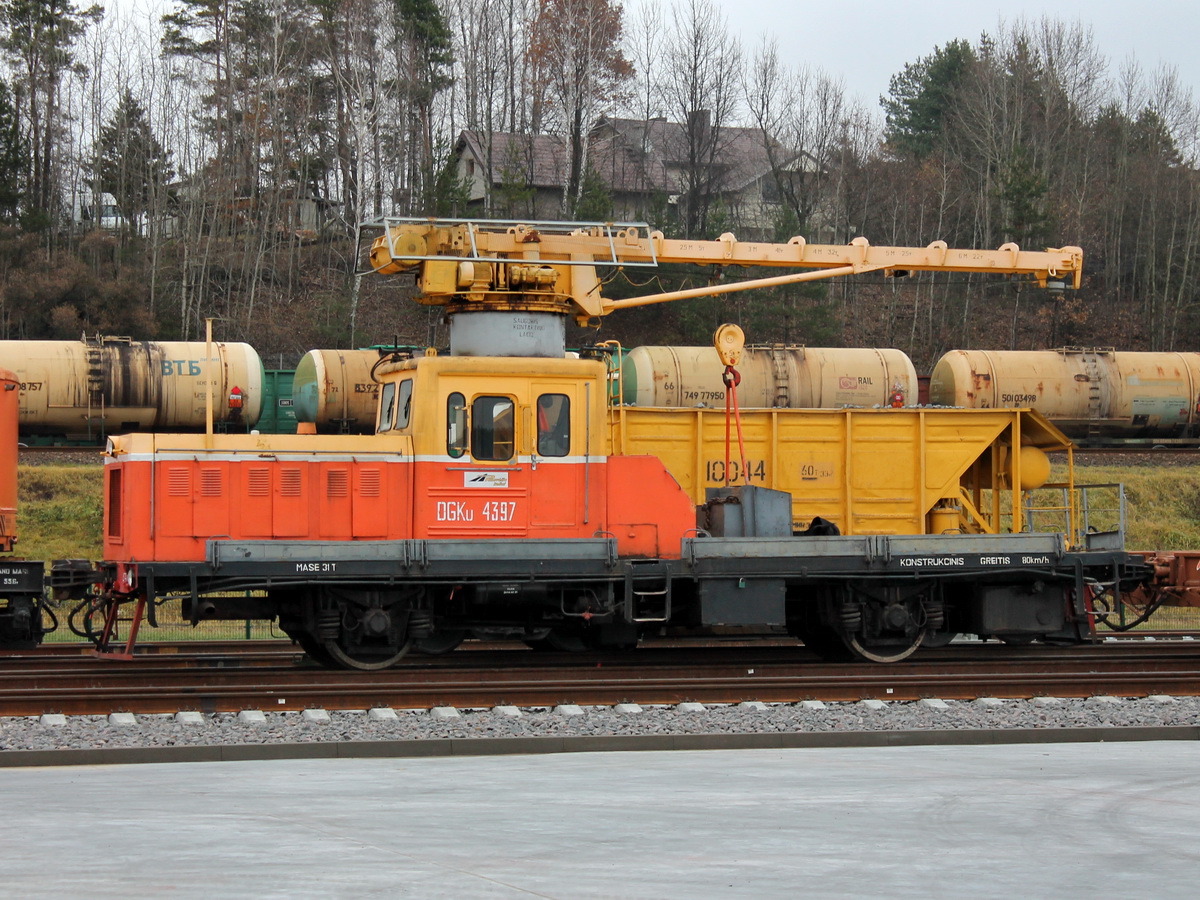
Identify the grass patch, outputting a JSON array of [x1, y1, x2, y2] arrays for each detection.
[[1055, 463, 1200, 551], [17, 465, 104, 563]]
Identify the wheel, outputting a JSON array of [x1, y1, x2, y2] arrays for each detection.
[[524, 626, 591, 652], [839, 593, 928, 663], [846, 629, 926, 663], [921, 630, 959, 649], [412, 629, 468, 655], [290, 590, 416, 670], [278, 620, 335, 666], [998, 634, 1037, 646], [0, 639, 39, 651], [293, 632, 336, 665], [322, 634, 413, 670], [789, 593, 853, 661], [794, 620, 854, 661]]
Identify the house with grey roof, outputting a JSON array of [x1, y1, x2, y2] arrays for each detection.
[[452, 114, 816, 239]]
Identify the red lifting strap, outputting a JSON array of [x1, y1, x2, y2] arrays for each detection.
[[723, 365, 750, 487]]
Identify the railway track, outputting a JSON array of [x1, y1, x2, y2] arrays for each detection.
[[1073, 447, 1199, 465], [3, 641, 1200, 717], [20, 445, 1198, 461], [17, 446, 104, 467]]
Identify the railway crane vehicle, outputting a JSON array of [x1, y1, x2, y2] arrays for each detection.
[[54, 220, 1169, 668], [0, 369, 52, 648]]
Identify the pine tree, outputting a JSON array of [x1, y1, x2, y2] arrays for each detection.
[[881, 39, 975, 159], [89, 88, 174, 230], [392, 0, 455, 212], [0, 78, 24, 223], [0, 0, 103, 226]]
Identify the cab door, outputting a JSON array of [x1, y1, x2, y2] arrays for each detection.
[[366, 377, 414, 540], [528, 384, 589, 533], [422, 389, 530, 538]]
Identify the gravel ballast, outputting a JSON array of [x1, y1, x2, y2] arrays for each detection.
[[3, 696, 1199, 753]]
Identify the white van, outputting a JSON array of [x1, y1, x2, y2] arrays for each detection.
[[72, 191, 127, 230]]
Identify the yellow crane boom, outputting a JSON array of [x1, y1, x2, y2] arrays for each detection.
[[367, 218, 1083, 324]]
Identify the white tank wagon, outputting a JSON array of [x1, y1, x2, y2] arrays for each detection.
[[929, 348, 1200, 444], [617, 345, 919, 409], [0, 337, 264, 441], [292, 349, 395, 433]]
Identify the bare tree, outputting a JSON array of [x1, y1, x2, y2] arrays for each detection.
[[528, 0, 632, 213], [659, 0, 741, 237]]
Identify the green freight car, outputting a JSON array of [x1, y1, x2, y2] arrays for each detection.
[[256, 369, 298, 434]]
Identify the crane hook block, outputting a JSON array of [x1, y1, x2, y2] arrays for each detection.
[[714, 324, 745, 366]]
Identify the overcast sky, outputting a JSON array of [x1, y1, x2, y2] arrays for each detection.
[[633, 0, 1198, 110], [109, 0, 1197, 116]]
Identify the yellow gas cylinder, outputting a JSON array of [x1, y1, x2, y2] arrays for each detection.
[[1017, 445, 1052, 491], [928, 501, 963, 534]]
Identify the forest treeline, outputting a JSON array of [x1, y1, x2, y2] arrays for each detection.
[[0, 0, 1196, 370]]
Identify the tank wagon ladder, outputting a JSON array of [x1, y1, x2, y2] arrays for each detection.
[[767, 345, 791, 408], [84, 336, 107, 440], [1080, 349, 1108, 443]]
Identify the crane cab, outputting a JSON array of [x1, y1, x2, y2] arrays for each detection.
[[374, 353, 694, 553]]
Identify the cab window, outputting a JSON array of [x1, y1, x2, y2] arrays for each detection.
[[471, 396, 514, 461], [395, 379, 413, 429], [447, 392, 466, 458], [536, 394, 570, 457], [378, 382, 396, 433]]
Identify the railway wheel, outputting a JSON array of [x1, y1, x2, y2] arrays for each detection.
[[314, 590, 416, 671], [524, 626, 591, 652], [788, 595, 853, 661], [412, 629, 468, 655], [998, 634, 1037, 646], [286, 629, 335, 666], [836, 589, 928, 663], [794, 620, 854, 661], [323, 634, 412, 670], [920, 630, 959, 649], [845, 630, 926, 663]]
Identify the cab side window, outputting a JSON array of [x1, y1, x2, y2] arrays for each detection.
[[536, 394, 570, 457], [471, 396, 514, 461], [447, 392, 466, 458], [395, 379, 413, 429], [378, 382, 396, 433]]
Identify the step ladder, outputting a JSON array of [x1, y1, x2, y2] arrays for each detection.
[[624, 560, 672, 623]]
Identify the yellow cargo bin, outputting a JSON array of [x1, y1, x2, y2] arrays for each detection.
[[608, 406, 1073, 537]]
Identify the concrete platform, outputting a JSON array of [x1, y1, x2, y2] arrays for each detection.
[[2, 741, 1198, 898]]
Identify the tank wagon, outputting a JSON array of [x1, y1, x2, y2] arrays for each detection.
[[619, 345, 917, 409], [293, 348, 379, 433], [55, 221, 1167, 668], [0, 368, 49, 648], [296, 345, 916, 433], [292, 348, 421, 433], [930, 349, 1200, 445], [0, 336, 264, 443]]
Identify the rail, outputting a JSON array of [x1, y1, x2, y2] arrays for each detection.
[[4, 643, 1200, 716]]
